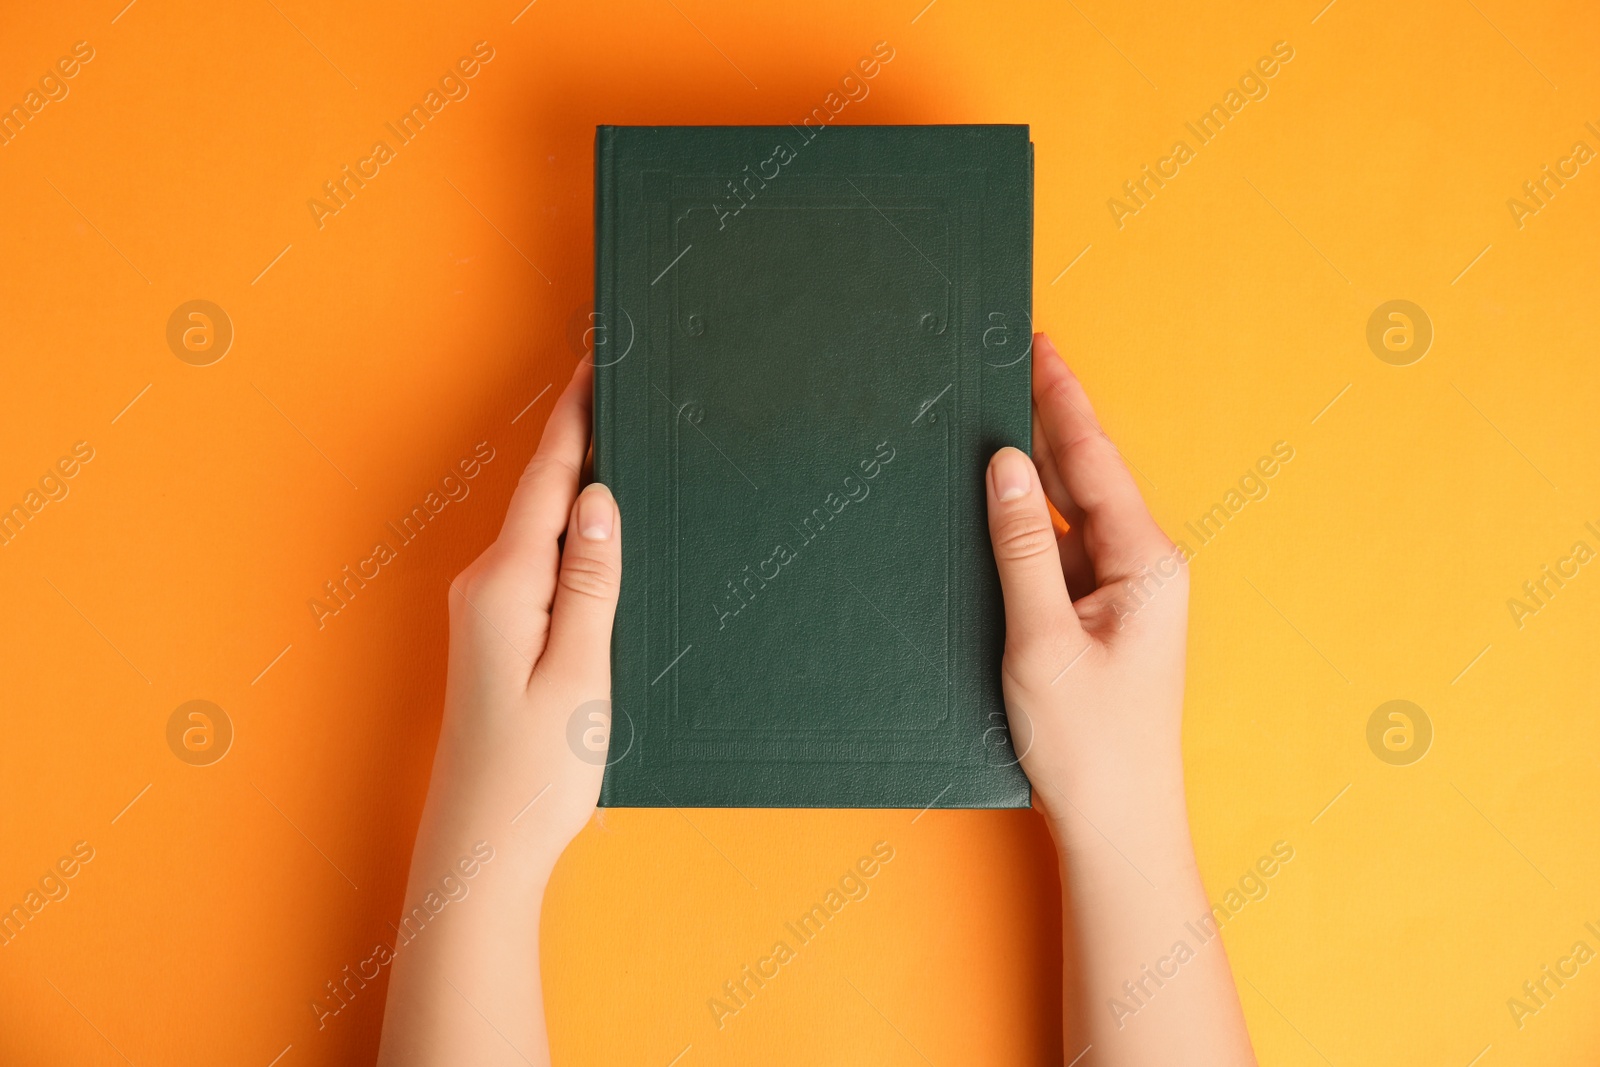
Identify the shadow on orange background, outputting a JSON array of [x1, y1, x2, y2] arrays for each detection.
[[4, 0, 1600, 1064]]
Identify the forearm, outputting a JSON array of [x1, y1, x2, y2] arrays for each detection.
[[377, 791, 564, 1066], [1049, 767, 1255, 1067], [376, 365, 618, 1064]]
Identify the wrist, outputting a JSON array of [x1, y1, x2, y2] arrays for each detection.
[[1036, 761, 1198, 885], [412, 794, 570, 899], [1031, 736, 1186, 822]]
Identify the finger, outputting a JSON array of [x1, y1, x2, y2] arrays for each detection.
[[1031, 334, 1172, 585], [539, 482, 622, 692], [1035, 404, 1095, 596], [986, 446, 1083, 660], [1033, 403, 1083, 528], [490, 360, 594, 624]]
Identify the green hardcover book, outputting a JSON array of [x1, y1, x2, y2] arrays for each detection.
[[594, 124, 1033, 808]]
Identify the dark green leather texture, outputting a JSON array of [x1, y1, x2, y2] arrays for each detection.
[[594, 124, 1032, 808]]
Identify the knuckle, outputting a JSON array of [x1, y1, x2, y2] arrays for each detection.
[[521, 452, 580, 490], [449, 546, 514, 616], [1074, 437, 1127, 487], [448, 562, 491, 611], [1135, 529, 1186, 576], [1042, 377, 1102, 434], [991, 510, 1057, 562], [558, 551, 619, 602], [1039, 374, 1079, 413]]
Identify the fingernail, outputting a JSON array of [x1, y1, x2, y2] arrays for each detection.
[[991, 448, 1032, 502], [577, 484, 614, 540]]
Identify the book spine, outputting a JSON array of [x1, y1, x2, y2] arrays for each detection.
[[593, 125, 615, 488], [1025, 133, 1035, 459], [593, 125, 618, 809]]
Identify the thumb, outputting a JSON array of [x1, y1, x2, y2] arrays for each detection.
[[986, 447, 1082, 662], [539, 482, 622, 690]]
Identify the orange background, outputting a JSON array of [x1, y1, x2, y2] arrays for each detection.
[[3, 0, 1599, 1064]]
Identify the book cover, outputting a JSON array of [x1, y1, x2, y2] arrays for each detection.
[[594, 124, 1033, 808]]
